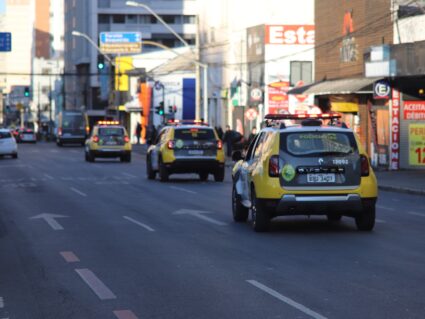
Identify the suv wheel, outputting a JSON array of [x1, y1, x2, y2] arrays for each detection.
[[355, 201, 375, 231], [199, 172, 209, 181], [121, 153, 131, 163], [86, 151, 95, 162], [251, 187, 270, 232], [147, 156, 156, 180], [214, 167, 225, 182], [159, 158, 169, 182], [232, 185, 248, 222]]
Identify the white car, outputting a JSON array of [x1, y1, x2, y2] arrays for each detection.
[[0, 129, 18, 158]]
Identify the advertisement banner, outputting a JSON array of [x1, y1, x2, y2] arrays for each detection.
[[268, 81, 289, 114], [404, 101, 425, 120], [390, 89, 400, 170], [409, 123, 425, 165]]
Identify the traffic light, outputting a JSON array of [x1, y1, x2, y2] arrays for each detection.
[[24, 86, 30, 97], [97, 55, 105, 70], [155, 101, 164, 115], [168, 105, 177, 113]]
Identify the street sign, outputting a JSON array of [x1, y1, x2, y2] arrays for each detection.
[[373, 80, 390, 99], [100, 32, 142, 54], [245, 108, 258, 121], [0, 32, 12, 52]]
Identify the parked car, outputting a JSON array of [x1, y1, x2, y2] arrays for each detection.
[[0, 129, 18, 158]]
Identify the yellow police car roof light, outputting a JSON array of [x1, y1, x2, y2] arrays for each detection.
[[97, 120, 120, 125], [264, 113, 341, 121]]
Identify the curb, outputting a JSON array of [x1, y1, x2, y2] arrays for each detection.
[[378, 185, 425, 197]]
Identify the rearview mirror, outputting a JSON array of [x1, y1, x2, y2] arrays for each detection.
[[232, 150, 244, 162]]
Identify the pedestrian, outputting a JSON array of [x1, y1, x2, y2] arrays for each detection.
[[135, 122, 142, 144], [222, 125, 235, 157], [216, 126, 224, 140]]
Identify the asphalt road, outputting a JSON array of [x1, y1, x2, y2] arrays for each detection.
[[0, 143, 424, 319]]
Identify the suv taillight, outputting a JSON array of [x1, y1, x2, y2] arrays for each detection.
[[58, 128, 62, 136], [124, 136, 130, 143], [167, 140, 175, 149], [360, 155, 370, 176], [269, 155, 280, 177], [92, 135, 99, 143], [217, 140, 223, 150]]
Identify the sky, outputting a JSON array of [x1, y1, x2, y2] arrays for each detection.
[[0, 0, 5, 15]]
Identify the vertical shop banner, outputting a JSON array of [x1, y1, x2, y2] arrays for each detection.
[[390, 89, 400, 170], [409, 124, 425, 165], [268, 81, 290, 114]]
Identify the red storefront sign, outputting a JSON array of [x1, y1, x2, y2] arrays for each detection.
[[404, 101, 425, 120], [268, 81, 290, 114], [390, 89, 400, 170]]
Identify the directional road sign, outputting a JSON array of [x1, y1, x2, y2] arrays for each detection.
[[99, 32, 142, 54]]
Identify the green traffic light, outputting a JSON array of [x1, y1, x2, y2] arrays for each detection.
[[98, 63, 105, 70], [159, 110, 164, 115]]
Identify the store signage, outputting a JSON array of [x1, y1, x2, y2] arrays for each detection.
[[265, 25, 315, 45], [390, 89, 400, 170], [373, 80, 390, 99], [268, 81, 290, 114], [340, 9, 358, 62], [409, 124, 425, 165], [403, 101, 425, 120]]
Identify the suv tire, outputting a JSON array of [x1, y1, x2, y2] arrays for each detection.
[[232, 185, 248, 222], [147, 156, 156, 180], [199, 172, 209, 181], [86, 151, 95, 162], [251, 187, 270, 232], [121, 153, 131, 163], [214, 167, 225, 182], [355, 201, 375, 231], [159, 158, 169, 182]]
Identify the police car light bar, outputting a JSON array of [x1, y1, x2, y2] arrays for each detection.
[[98, 120, 120, 125], [166, 119, 209, 126], [264, 113, 341, 120]]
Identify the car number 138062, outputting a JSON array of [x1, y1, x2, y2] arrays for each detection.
[[307, 173, 336, 183]]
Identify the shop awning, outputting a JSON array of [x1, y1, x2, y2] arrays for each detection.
[[288, 77, 382, 96]]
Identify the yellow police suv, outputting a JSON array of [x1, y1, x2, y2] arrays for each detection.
[[85, 121, 132, 162], [146, 120, 225, 182], [231, 113, 378, 232]]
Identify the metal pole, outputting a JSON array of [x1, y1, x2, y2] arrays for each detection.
[[203, 65, 208, 123]]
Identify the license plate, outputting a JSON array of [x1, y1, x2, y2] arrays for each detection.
[[307, 173, 335, 183], [188, 150, 203, 155], [105, 141, 117, 146]]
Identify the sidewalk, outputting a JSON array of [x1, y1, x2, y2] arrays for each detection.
[[375, 169, 425, 196]]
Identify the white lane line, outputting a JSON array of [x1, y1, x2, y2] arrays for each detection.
[[70, 150, 79, 154], [60, 251, 80, 263], [391, 198, 400, 202], [44, 174, 54, 180], [169, 186, 197, 194], [247, 280, 327, 319], [0, 165, 28, 168], [70, 187, 87, 197], [113, 310, 139, 319], [124, 216, 155, 232], [50, 150, 59, 153], [122, 173, 137, 178], [408, 211, 425, 217], [75, 269, 116, 300], [0, 297, 4, 308], [376, 219, 386, 224], [377, 205, 395, 212]]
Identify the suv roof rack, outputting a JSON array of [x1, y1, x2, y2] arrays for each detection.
[[166, 119, 209, 126], [264, 113, 342, 129]]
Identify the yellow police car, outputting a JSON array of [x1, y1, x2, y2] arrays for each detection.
[[85, 121, 132, 162], [146, 120, 225, 182], [232, 113, 378, 232]]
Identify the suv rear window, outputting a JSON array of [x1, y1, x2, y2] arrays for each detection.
[[0, 131, 12, 139], [98, 127, 124, 136], [174, 128, 215, 140], [281, 132, 357, 156]]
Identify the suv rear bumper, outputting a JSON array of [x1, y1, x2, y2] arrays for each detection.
[[164, 158, 224, 174], [262, 194, 376, 217], [58, 136, 86, 144], [91, 149, 130, 158]]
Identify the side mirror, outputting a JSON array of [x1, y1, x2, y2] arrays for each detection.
[[232, 150, 244, 162]]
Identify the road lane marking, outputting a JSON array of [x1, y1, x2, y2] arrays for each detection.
[[44, 174, 54, 180], [50, 149, 59, 153], [60, 251, 80, 263], [376, 219, 386, 224], [113, 310, 139, 319], [75, 269, 116, 300], [377, 205, 395, 211], [391, 198, 400, 202], [173, 209, 228, 226], [70, 187, 87, 197], [122, 173, 137, 178], [124, 216, 155, 232], [169, 186, 197, 194], [0, 297, 4, 308], [0, 165, 28, 168], [408, 211, 425, 217], [30, 213, 68, 231], [247, 280, 327, 319]]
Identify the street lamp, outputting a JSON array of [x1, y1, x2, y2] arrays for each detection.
[[71, 31, 113, 65], [125, 1, 208, 122]]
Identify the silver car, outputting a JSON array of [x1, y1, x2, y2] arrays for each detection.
[[0, 129, 18, 158]]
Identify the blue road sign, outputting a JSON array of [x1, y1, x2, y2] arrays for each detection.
[[99, 32, 141, 44], [0, 32, 12, 52]]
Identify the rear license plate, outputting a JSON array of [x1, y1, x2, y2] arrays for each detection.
[[105, 141, 117, 146], [188, 150, 204, 155], [307, 173, 335, 183]]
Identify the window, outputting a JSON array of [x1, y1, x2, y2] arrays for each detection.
[[160, 15, 176, 24], [183, 15, 196, 24], [174, 128, 215, 141], [98, 14, 110, 24], [253, 133, 266, 158], [112, 15, 125, 24], [290, 61, 312, 86], [127, 15, 137, 24]]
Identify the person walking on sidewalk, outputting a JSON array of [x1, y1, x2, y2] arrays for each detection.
[[135, 122, 142, 144]]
